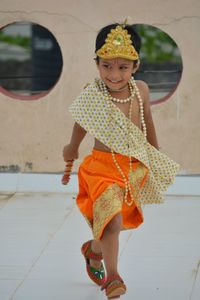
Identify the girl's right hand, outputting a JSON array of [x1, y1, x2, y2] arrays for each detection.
[[62, 144, 79, 162]]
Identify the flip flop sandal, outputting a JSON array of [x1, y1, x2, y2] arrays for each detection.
[[81, 240, 105, 286]]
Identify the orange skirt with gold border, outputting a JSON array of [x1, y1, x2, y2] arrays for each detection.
[[76, 149, 148, 240]]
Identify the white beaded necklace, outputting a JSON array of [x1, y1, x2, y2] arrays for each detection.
[[96, 77, 147, 206], [98, 79, 135, 103]]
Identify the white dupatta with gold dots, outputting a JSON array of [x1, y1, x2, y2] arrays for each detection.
[[69, 81, 180, 205]]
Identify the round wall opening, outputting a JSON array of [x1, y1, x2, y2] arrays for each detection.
[[133, 24, 183, 104], [0, 21, 63, 100]]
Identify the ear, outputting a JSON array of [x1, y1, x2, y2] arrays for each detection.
[[94, 57, 100, 69], [132, 60, 140, 74]]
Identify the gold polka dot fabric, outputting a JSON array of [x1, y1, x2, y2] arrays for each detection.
[[69, 81, 180, 205]]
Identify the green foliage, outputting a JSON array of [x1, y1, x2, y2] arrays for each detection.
[[0, 31, 31, 49], [135, 24, 182, 63]]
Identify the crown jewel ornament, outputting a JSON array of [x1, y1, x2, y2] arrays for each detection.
[[96, 25, 139, 61]]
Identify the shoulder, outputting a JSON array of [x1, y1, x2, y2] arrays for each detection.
[[135, 80, 150, 100], [135, 80, 149, 90], [135, 80, 149, 104], [135, 80, 151, 114], [79, 81, 97, 96], [83, 82, 90, 89], [82, 80, 98, 92]]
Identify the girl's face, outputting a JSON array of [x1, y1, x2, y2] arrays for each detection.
[[97, 57, 139, 90]]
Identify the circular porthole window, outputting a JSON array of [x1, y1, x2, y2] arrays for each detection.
[[0, 21, 63, 100], [133, 24, 183, 104]]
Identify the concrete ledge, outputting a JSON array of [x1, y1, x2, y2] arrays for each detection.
[[0, 173, 78, 194], [0, 173, 200, 196], [166, 175, 200, 196]]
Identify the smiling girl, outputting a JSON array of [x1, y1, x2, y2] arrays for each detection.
[[63, 22, 179, 299]]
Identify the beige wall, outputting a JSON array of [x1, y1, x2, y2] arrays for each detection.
[[0, 0, 200, 174]]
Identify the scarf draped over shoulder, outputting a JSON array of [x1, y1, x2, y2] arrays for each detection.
[[69, 81, 180, 205]]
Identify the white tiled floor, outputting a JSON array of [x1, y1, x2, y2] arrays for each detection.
[[0, 192, 200, 300]]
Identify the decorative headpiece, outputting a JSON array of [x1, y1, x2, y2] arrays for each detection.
[[96, 24, 139, 61]]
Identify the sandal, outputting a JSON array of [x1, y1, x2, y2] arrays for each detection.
[[81, 240, 105, 286], [101, 274, 126, 299]]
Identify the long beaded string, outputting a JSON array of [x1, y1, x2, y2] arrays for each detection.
[[96, 77, 147, 206], [111, 97, 134, 205], [132, 78, 147, 138]]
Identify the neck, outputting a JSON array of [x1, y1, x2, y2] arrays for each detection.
[[109, 84, 131, 100], [108, 84, 128, 92]]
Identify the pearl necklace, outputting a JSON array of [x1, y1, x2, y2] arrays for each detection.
[[96, 77, 147, 206], [98, 79, 135, 103]]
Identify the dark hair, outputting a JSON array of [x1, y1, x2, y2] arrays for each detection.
[[95, 23, 141, 64]]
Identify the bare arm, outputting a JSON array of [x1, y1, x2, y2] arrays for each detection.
[[63, 122, 87, 161], [70, 122, 87, 148], [138, 81, 159, 150]]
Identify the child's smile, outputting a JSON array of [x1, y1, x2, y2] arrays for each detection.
[[97, 58, 135, 91]]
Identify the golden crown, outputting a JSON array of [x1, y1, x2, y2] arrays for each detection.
[[96, 25, 139, 61]]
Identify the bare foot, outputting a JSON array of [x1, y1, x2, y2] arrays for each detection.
[[90, 258, 102, 269]]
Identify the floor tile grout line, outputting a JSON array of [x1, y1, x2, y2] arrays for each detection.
[[189, 259, 200, 300], [9, 204, 75, 300], [118, 206, 146, 261], [0, 193, 17, 212], [119, 231, 133, 261]]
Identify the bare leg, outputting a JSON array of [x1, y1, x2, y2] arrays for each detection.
[[90, 239, 102, 269], [89, 214, 122, 272], [100, 213, 122, 277], [92, 239, 101, 253]]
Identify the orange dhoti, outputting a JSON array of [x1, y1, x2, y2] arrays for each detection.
[[76, 149, 148, 240]]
